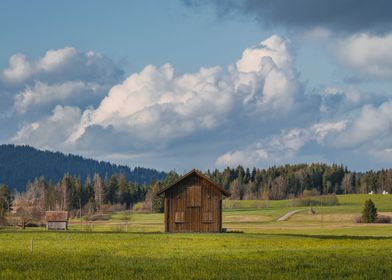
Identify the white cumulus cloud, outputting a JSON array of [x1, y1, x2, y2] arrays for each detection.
[[11, 105, 83, 149], [231, 35, 300, 112], [216, 120, 348, 167], [334, 100, 392, 148], [14, 81, 100, 114], [2, 54, 33, 83], [216, 149, 269, 167], [0, 46, 122, 141], [337, 33, 392, 80], [1, 47, 122, 86], [67, 35, 304, 145]]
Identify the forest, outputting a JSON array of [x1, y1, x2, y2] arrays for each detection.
[[0, 171, 180, 226], [0, 144, 166, 191], [0, 160, 392, 225], [206, 163, 392, 200]]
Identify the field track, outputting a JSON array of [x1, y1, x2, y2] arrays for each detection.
[[277, 209, 304, 221]]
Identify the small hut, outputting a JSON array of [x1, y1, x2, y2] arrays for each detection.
[[157, 169, 230, 233], [46, 211, 69, 230]]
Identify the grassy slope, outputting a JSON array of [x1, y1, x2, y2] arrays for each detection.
[[221, 194, 392, 236], [66, 194, 392, 236], [1, 194, 392, 279]]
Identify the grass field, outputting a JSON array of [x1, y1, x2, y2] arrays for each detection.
[[1, 194, 392, 279]]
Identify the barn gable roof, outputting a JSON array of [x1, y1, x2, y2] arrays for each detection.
[[46, 211, 69, 222], [157, 169, 230, 196]]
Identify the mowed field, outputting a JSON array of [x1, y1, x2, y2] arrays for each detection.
[[1, 194, 392, 279]]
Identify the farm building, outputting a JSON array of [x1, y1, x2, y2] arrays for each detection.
[[45, 211, 69, 230], [157, 169, 230, 233]]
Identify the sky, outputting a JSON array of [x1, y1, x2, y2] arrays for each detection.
[[1, 0, 392, 172]]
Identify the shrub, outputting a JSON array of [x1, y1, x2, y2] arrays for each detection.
[[151, 183, 164, 213], [361, 199, 377, 223], [132, 202, 145, 212], [69, 209, 80, 219], [0, 215, 7, 226], [289, 194, 339, 207], [86, 214, 111, 221], [108, 204, 126, 213], [321, 195, 339, 206], [302, 189, 320, 197], [222, 200, 269, 209], [25, 222, 40, 227], [100, 204, 111, 214], [354, 214, 391, 224], [250, 200, 269, 209], [375, 215, 391, 224], [353, 216, 362, 223], [223, 200, 242, 209]]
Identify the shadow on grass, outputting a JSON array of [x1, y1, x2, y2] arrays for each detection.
[[2, 227, 392, 241], [0, 227, 163, 235], [251, 232, 392, 240]]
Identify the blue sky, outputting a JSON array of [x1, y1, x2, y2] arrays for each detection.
[[1, 0, 392, 172], [0, 1, 270, 74]]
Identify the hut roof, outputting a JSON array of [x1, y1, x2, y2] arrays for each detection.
[[46, 211, 69, 222], [157, 169, 231, 197]]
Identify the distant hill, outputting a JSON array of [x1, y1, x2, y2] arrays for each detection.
[[0, 144, 166, 191]]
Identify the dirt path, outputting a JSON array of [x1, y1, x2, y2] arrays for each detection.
[[277, 209, 304, 221]]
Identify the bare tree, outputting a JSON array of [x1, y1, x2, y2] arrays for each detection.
[[93, 173, 103, 211], [26, 177, 46, 218], [11, 192, 41, 229]]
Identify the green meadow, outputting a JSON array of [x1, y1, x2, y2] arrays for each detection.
[[1, 194, 392, 279]]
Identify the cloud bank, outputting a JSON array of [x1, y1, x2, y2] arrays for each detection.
[[0, 47, 123, 141], [183, 0, 392, 34], [2, 35, 392, 171], [1, 47, 122, 109]]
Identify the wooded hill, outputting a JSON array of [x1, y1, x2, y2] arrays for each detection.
[[0, 144, 166, 191]]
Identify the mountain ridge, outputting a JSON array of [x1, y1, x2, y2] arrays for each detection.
[[0, 144, 166, 191]]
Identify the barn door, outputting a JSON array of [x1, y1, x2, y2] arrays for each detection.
[[187, 185, 201, 207], [187, 185, 201, 232]]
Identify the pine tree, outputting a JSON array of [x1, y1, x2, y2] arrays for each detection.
[[0, 184, 12, 223], [151, 182, 164, 213], [361, 199, 377, 223], [93, 173, 103, 210], [59, 174, 72, 211], [85, 175, 95, 204], [105, 175, 119, 204], [118, 174, 131, 209]]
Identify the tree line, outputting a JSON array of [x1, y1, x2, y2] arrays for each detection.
[[206, 163, 392, 200], [0, 173, 149, 226], [1, 163, 392, 224], [0, 170, 180, 226]]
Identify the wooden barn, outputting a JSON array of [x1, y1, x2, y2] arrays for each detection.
[[45, 211, 69, 230], [157, 169, 230, 233]]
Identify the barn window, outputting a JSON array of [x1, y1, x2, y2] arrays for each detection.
[[202, 211, 213, 223], [187, 186, 201, 207], [175, 211, 185, 223]]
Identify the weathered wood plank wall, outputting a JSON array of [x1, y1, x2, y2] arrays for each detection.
[[164, 173, 223, 232]]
